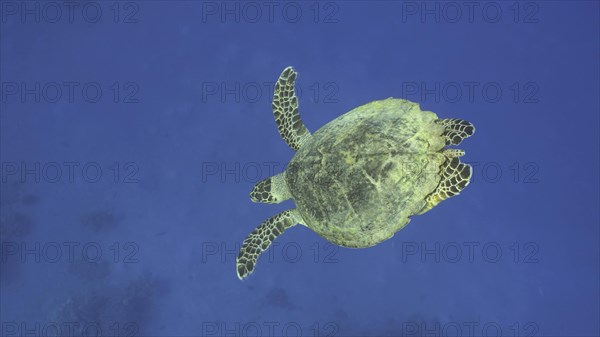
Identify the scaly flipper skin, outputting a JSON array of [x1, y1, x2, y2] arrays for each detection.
[[272, 66, 311, 151], [236, 209, 301, 280], [249, 173, 291, 204], [436, 118, 475, 145], [419, 149, 472, 214]]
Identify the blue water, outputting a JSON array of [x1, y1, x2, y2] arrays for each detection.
[[1, 1, 598, 337]]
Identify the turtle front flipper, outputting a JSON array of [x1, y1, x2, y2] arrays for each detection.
[[237, 209, 302, 280], [418, 149, 472, 215], [436, 118, 475, 145], [249, 172, 291, 204], [272, 66, 312, 151]]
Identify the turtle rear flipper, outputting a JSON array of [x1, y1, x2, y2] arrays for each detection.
[[237, 209, 302, 280], [437, 118, 475, 145], [272, 66, 312, 151], [418, 150, 472, 215]]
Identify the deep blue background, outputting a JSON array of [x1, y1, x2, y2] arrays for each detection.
[[1, 1, 599, 336]]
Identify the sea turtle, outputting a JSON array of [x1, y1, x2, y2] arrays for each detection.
[[236, 66, 475, 280]]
